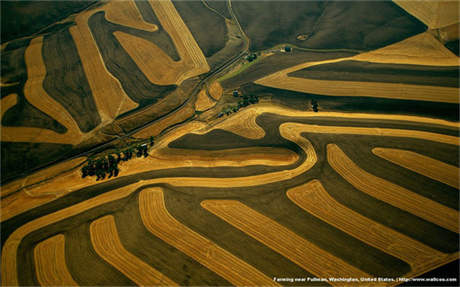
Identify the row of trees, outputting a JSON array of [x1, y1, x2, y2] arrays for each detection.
[[218, 94, 259, 118], [82, 137, 154, 180]]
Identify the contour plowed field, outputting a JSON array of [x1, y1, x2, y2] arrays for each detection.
[[2, 103, 459, 286]]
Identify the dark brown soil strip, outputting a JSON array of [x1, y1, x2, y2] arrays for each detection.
[[1, 1, 96, 43], [338, 138, 458, 209], [172, 0, 227, 58], [232, 1, 426, 51], [132, 0, 180, 61], [288, 60, 459, 88], [161, 186, 327, 286], [241, 83, 460, 122], [1, 142, 72, 184], [42, 28, 101, 133], [241, 186, 411, 277], [221, 50, 357, 89], [114, 192, 231, 286], [88, 12, 176, 107]]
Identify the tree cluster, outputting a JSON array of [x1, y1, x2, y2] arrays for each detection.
[[218, 94, 259, 118], [311, 99, 319, 112], [245, 53, 258, 62], [81, 141, 152, 180]]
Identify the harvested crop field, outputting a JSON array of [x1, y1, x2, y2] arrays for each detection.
[[33, 234, 77, 286], [287, 180, 447, 270], [3, 103, 458, 286], [327, 144, 459, 233], [373, 148, 459, 189], [1, 0, 459, 284], [90, 215, 177, 286]]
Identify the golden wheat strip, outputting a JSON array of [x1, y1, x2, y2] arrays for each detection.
[[1, 38, 83, 145], [354, 32, 459, 66], [258, 75, 459, 104], [70, 8, 138, 123], [104, 0, 158, 32], [139, 188, 278, 286], [201, 200, 372, 285], [328, 144, 459, 233], [148, 0, 209, 83], [393, 0, 459, 29], [114, 31, 186, 85], [1, 182, 146, 286], [1, 121, 311, 222], [373, 148, 459, 189], [34, 234, 78, 286], [208, 82, 223, 101], [90, 215, 177, 286], [196, 109, 265, 139], [194, 88, 215, 111], [288, 180, 447, 269]]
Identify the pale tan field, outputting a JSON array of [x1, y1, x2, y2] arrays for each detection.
[[1, 182, 146, 286], [5, 104, 458, 221], [194, 88, 216, 111], [208, 82, 223, 101], [34, 234, 77, 286], [104, 0, 158, 32], [353, 32, 459, 66], [393, 0, 460, 29], [90, 215, 177, 286], [255, 32, 459, 103], [70, 5, 139, 123], [327, 144, 459, 233], [287, 180, 447, 270], [1, 157, 86, 199], [139, 188, 278, 286], [257, 72, 459, 104], [133, 100, 195, 139], [201, 200, 373, 285], [148, 0, 210, 83], [373, 148, 459, 189], [1, 38, 84, 145], [199, 108, 265, 139]]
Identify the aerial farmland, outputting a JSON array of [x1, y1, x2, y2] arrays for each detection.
[[1, 0, 459, 286]]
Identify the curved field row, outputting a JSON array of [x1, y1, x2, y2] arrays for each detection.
[[34, 234, 78, 286], [373, 147, 459, 189], [201, 200, 373, 285], [287, 180, 447, 270], [195, 88, 215, 111], [4, 104, 458, 221], [199, 108, 265, 139], [104, 0, 158, 32], [353, 32, 459, 66], [70, 6, 139, 123], [1, 182, 146, 286], [90, 215, 177, 286], [327, 144, 459, 233], [1, 38, 84, 145], [257, 72, 459, 104], [393, 0, 459, 29], [139, 188, 278, 286], [147, 0, 209, 84]]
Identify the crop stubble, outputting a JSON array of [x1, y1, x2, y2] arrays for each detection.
[[287, 180, 448, 270], [139, 187, 277, 286], [90, 215, 177, 286], [327, 144, 459, 233], [201, 199, 373, 285], [33, 234, 78, 286]]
